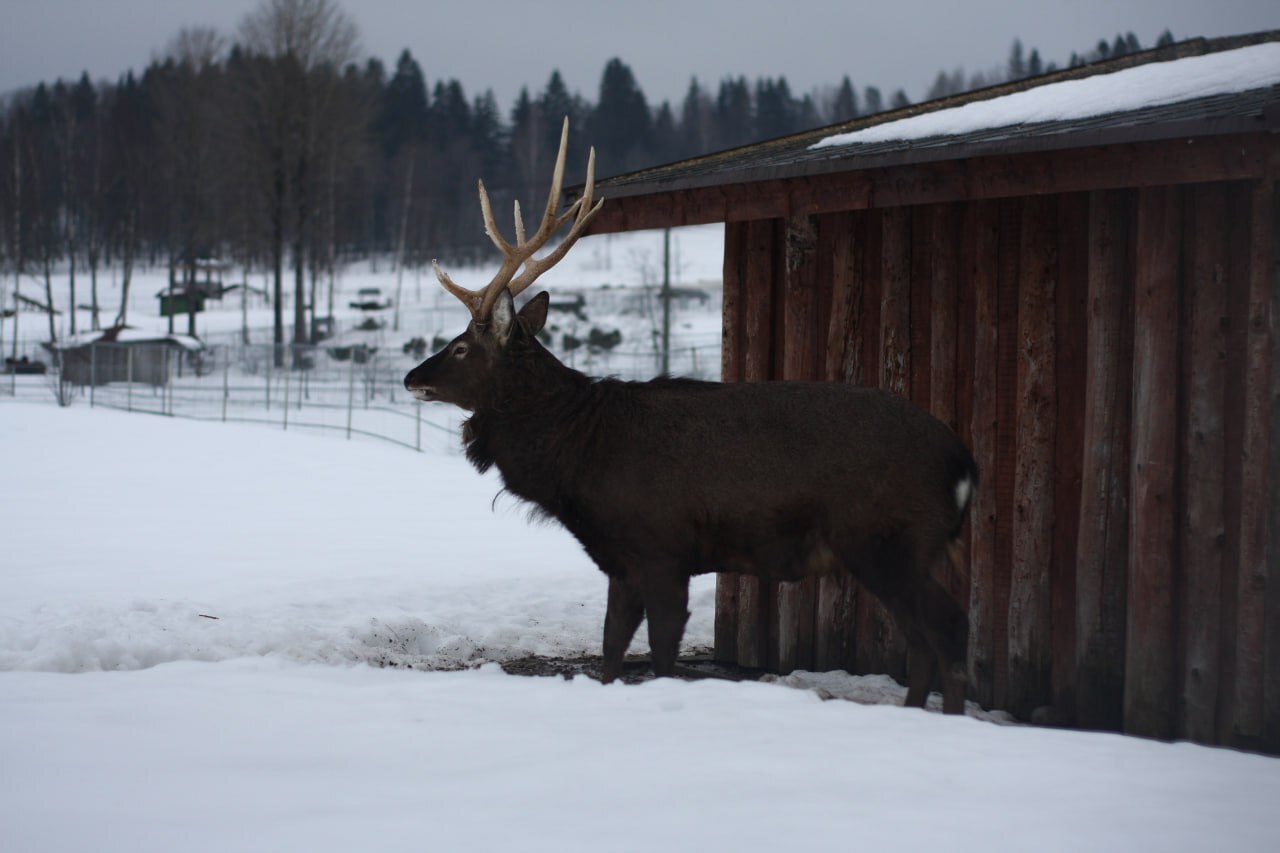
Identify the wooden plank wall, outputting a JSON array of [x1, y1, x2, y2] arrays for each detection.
[[713, 179, 1278, 751]]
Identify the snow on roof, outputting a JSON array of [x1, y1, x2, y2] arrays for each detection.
[[56, 327, 204, 351], [813, 42, 1280, 150]]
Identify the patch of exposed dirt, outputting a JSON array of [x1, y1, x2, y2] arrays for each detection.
[[497, 648, 766, 684]]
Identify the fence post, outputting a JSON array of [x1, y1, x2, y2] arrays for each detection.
[[89, 343, 96, 408], [165, 346, 173, 415], [346, 354, 356, 440], [221, 345, 229, 423], [282, 345, 290, 431], [265, 345, 272, 411], [126, 347, 134, 412]]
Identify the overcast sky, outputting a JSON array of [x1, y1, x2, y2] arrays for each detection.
[[3, 0, 1278, 110]]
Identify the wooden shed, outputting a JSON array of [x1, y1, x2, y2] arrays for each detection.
[[579, 33, 1280, 751]]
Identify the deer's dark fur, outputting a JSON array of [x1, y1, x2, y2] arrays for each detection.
[[405, 289, 978, 713]]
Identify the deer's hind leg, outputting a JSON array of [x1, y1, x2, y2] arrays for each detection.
[[640, 569, 690, 678], [905, 628, 937, 709], [602, 575, 644, 683]]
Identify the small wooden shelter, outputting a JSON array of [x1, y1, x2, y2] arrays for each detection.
[[579, 33, 1280, 751], [56, 326, 204, 386]]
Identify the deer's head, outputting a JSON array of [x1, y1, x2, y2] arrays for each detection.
[[404, 118, 602, 411]]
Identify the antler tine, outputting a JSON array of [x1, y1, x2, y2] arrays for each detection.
[[433, 260, 484, 315], [475, 117, 583, 319], [508, 145, 602, 297], [437, 116, 605, 322]]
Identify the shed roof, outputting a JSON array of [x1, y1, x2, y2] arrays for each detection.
[[55, 326, 203, 352], [590, 31, 1280, 203]]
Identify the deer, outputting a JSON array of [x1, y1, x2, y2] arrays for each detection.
[[404, 119, 978, 714]]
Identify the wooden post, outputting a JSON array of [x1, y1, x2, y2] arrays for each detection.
[[1126, 185, 1181, 741], [965, 199, 1001, 709], [1179, 183, 1229, 743], [714, 221, 748, 663], [1234, 179, 1274, 746], [1075, 189, 1134, 733], [1008, 194, 1057, 719], [775, 213, 819, 673], [737, 218, 779, 669], [816, 212, 863, 672], [1266, 181, 1280, 754], [857, 206, 912, 680], [1052, 192, 1088, 721]]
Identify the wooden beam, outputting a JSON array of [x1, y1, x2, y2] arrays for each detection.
[[863, 207, 913, 681], [714, 221, 749, 663], [587, 135, 1279, 235], [1052, 192, 1088, 722], [1266, 181, 1280, 754], [1234, 179, 1274, 745], [991, 198, 1023, 710], [1126, 185, 1182, 741], [1008, 193, 1058, 719], [1178, 183, 1229, 743], [1075, 189, 1134, 733], [736, 218, 780, 669], [775, 214, 820, 673], [966, 198, 1001, 710], [815, 212, 862, 672]]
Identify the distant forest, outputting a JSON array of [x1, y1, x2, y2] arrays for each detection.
[[0, 0, 1174, 348]]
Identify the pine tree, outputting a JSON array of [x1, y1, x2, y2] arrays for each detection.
[[714, 76, 752, 149], [593, 58, 653, 175], [678, 77, 713, 158], [830, 76, 858, 123], [1008, 39, 1027, 80], [379, 50, 428, 157], [862, 86, 883, 115]]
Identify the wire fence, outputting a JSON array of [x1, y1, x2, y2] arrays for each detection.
[[2, 335, 723, 454]]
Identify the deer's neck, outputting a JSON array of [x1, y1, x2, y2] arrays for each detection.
[[463, 348, 599, 513]]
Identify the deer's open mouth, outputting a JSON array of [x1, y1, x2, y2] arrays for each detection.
[[408, 386, 437, 402]]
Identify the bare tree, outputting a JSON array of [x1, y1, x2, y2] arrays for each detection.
[[237, 0, 359, 362], [157, 27, 230, 339]]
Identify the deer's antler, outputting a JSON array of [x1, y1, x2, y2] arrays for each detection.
[[434, 117, 604, 324]]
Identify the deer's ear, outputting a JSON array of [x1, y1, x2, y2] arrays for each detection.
[[519, 291, 550, 335], [493, 289, 516, 345]]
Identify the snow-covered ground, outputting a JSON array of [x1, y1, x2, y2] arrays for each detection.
[[3, 402, 1280, 852]]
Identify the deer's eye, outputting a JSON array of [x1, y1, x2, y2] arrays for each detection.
[[452, 343, 469, 358]]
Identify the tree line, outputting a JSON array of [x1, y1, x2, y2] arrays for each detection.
[[0, 0, 1171, 353]]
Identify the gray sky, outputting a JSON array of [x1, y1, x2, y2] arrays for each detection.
[[3, 0, 1278, 110]]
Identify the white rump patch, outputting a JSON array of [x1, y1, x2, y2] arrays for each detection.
[[954, 475, 973, 512]]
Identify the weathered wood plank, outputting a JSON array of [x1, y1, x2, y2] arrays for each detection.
[[816, 212, 862, 672], [775, 214, 820, 674], [930, 205, 959, 432], [1126, 185, 1181, 741], [991, 198, 1022, 710], [714, 221, 749, 663], [736, 218, 780, 669], [586, 136, 1279, 235], [929, 204, 961, 607], [910, 207, 934, 417], [954, 202, 979, 620], [1008, 194, 1057, 719], [1075, 189, 1134, 732], [1266, 181, 1280, 754], [966, 198, 1001, 710], [865, 206, 912, 679], [1234, 179, 1274, 745], [1052, 192, 1088, 722], [854, 213, 887, 677], [1219, 183, 1251, 746], [1178, 183, 1229, 743]]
